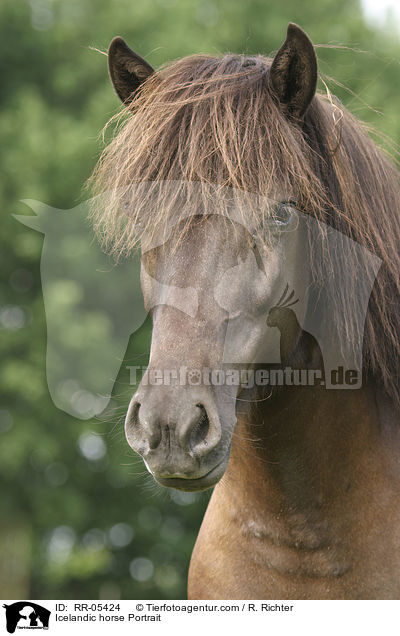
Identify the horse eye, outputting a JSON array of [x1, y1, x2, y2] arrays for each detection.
[[272, 201, 296, 226]]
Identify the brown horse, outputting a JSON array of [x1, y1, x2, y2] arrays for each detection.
[[91, 24, 400, 599]]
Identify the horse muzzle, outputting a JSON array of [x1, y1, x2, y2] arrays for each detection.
[[125, 384, 231, 491]]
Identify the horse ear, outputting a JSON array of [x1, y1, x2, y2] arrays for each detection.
[[108, 36, 155, 104], [269, 23, 317, 118]]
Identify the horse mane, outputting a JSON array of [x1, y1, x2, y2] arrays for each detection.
[[89, 52, 400, 406]]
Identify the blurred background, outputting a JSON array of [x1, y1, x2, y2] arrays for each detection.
[[1, 0, 400, 600]]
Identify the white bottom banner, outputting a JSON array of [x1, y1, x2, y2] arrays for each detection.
[[0, 599, 398, 635]]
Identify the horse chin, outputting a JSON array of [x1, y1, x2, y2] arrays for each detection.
[[150, 456, 229, 492]]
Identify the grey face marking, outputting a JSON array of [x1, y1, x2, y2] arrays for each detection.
[[126, 209, 309, 489]]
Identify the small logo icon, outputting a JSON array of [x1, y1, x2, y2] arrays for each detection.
[[2, 602, 51, 633]]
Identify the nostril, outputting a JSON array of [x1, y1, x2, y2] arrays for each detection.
[[125, 401, 141, 447], [130, 401, 140, 422], [188, 403, 221, 458], [125, 400, 162, 452], [190, 404, 210, 450], [125, 401, 140, 434]]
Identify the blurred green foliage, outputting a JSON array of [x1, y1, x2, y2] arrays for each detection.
[[1, 0, 400, 600]]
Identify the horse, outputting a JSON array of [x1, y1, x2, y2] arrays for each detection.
[[90, 23, 400, 599]]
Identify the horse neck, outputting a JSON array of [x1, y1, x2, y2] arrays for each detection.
[[222, 383, 400, 549]]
